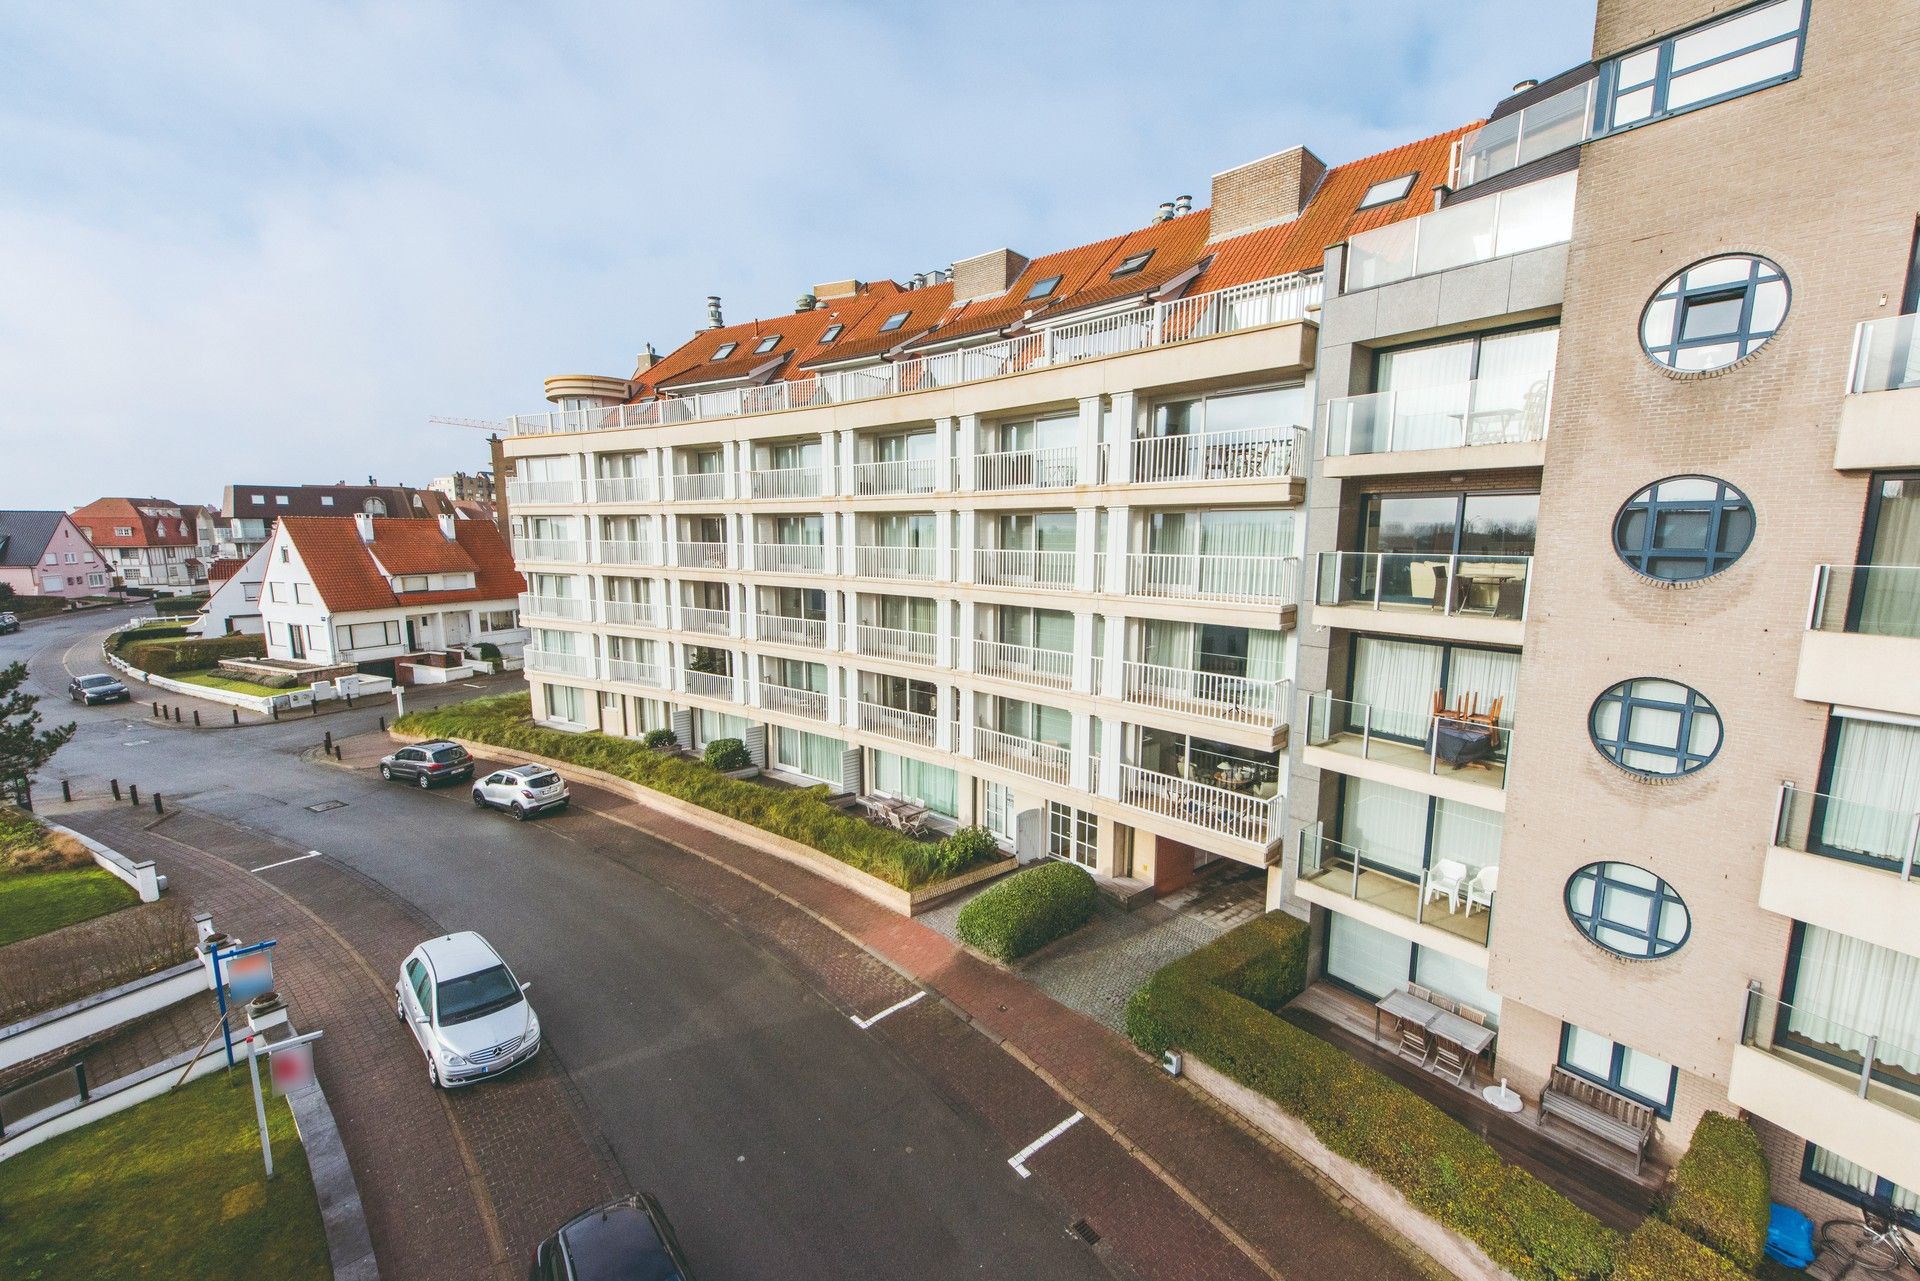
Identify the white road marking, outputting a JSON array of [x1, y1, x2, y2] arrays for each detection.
[[460, 682, 484, 689], [849, 989, 925, 1029], [122, 740, 150, 747], [1008, 1111, 1083, 1179], [251, 851, 326, 874]]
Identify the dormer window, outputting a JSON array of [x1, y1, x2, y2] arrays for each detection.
[[753, 335, 781, 354], [878, 311, 910, 332], [1111, 251, 1154, 278], [250, 494, 265, 505], [321, 496, 334, 506], [1357, 173, 1417, 210], [274, 495, 288, 506], [819, 323, 843, 343], [711, 342, 737, 360], [1024, 274, 1063, 301]]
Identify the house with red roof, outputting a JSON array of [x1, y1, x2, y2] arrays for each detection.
[[258, 513, 526, 673], [69, 497, 207, 589]]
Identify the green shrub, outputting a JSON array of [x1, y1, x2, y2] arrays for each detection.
[[643, 728, 677, 750], [703, 738, 752, 771], [396, 694, 994, 890], [1124, 915, 1618, 1281], [956, 861, 1098, 962], [941, 826, 999, 868], [470, 641, 501, 660], [123, 633, 265, 675], [1664, 1112, 1770, 1271], [110, 624, 188, 652], [1611, 1221, 1748, 1281]]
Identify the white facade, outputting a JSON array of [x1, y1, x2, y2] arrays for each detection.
[[191, 545, 269, 637]]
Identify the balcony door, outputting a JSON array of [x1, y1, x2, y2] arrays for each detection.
[[1845, 474, 1920, 636], [1812, 714, 1920, 870], [1373, 325, 1559, 450]]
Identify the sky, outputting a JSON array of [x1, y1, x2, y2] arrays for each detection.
[[0, 2, 1592, 512]]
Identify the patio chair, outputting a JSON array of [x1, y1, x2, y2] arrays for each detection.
[[1398, 1022, 1431, 1064], [1407, 983, 1435, 1004], [1464, 865, 1499, 916], [1424, 859, 1469, 913], [1433, 1035, 1474, 1084]]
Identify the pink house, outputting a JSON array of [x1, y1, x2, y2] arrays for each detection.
[[0, 510, 110, 600]]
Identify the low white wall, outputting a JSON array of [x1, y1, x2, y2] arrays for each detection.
[[0, 1042, 226, 1159], [0, 961, 209, 1075], [42, 820, 163, 902]]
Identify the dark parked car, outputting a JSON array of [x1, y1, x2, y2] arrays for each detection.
[[69, 673, 130, 704], [379, 740, 475, 788], [0, 612, 18, 634], [530, 1194, 691, 1281]]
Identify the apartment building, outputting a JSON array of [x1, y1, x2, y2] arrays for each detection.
[[1290, 0, 1920, 1225], [218, 481, 458, 560], [499, 128, 1472, 894]]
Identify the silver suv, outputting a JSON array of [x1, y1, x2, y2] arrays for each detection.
[[471, 765, 570, 820]]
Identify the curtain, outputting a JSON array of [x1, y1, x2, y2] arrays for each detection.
[[535, 628, 576, 655], [1245, 629, 1286, 684], [1034, 513, 1077, 553], [1377, 339, 1474, 451], [1204, 386, 1306, 436], [1325, 913, 1412, 998], [1444, 647, 1520, 724], [1350, 638, 1443, 740], [872, 750, 958, 818], [1198, 509, 1294, 558], [695, 710, 749, 746], [776, 728, 845, 784], [1431, 799, 1504, 873], [1139, 619, 1192, 667], [1034, 609, 1075, 653], [1858, 482, 1920, 636], [1819, 717, 1920, 862], [1810, 1146, 1920, 1216], [1340, 779, 1427, 877], [1414, 950, 1501, 1025], [1787, 926, 1920, 1076], [1472, 327, 1561, 430]]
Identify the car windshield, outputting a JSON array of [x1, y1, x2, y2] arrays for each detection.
[[79, 676, 116, 687], [519, 771, 560, 789], [435, 964, 522, 1024]]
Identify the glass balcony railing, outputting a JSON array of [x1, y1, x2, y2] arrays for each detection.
[[1849, 314, 1920, 394], [1324, 373, 1554, 456], [1305, 691, 1513, 791], [1742, 983, 1920, 1108], [1774, 782, 1919, 880], [1316, 551, 1531, 620], [1453, 81, 1594, 189], [1297, 822, 1493, 947], [1345, 171, 1577, 292], [1809, 564, 1920, 639]]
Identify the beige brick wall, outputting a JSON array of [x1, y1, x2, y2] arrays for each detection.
[[951, 248, 1029, 303], [1210, 147, 1327, 243], [1593, 1, 1759, 59]]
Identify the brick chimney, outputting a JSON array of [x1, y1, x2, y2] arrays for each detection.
[[1207, 146, 1327, 243], [951, 248, 1030, 303]]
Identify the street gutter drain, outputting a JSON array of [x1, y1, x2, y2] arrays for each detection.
[[306, 800, 348, 813], [1068, 1220, 1100, 1246]]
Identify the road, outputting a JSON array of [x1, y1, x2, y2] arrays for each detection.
[[7, 608, 1118, 1280]]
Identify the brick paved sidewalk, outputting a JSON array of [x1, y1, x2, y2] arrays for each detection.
[[363, 734, 1440, 1281]]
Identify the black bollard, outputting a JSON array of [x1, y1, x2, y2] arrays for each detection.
[[153, 793, 163, 814], [192, 709, 200, 727], [61, 780, 72, 802], [232, 709, 240, 725], [378, 716, 386, 732], [129, 784, 140, 806], [271, 702, 280, 721], [152, 702, 161, 717], [111, 779, 121, 801], [324, 731, 333, 754], [172, 706, 181, 722]]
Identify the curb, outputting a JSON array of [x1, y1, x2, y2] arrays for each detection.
[[288, 1078, 381, 1281]]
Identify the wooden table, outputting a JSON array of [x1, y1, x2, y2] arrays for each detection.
[[1428, 1011, 1498, 1084], [1373, 989, 1443, 1044]]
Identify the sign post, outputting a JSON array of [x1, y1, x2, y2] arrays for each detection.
[[239, 1028, 323, 1179], [211, 939, 276, 1069]]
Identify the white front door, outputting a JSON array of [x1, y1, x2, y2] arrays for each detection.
[[443, 612, 471, 646]]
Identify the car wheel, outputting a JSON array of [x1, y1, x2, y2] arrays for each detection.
[[417, 773, 431, 790], [511, 803, 528, 821], [379, 765, 393, 781], [471, 790, 486, 807]]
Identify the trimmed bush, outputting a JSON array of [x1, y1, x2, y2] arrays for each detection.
[[110, 623, 189, 652], [1611, 1221, 1748, 1281], [643, 728, 677, 750], [470, 641, 501, 660], [1664, 1112, 1770, 1271], [956, 861, 1098, 962], [942, 826, 1000, 869], [703, 738, 752, 771], [397, 694, 995, 890], [1125, 915, 1619, 1281], [123, 633, 265, 675]]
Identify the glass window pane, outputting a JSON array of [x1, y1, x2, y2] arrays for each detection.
[[1617, 1047, 1675, 1104], [1325, 913, 1413, 998], [1669, 37, 1797, 111], [1562, 1025, 1615, 1078], [1680, 294, 1745, 340]]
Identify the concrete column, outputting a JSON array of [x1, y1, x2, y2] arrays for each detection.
[[956, 415, 980, 491], [1071, 611, 1096, 694], [935, 681, 956, 750], [1069, 711, 1092, 794], [821, 508, 840, 577], [1100, 613, 1126, 700], [837, 430, 857, 495], [935, 511, 953, 587], [819, 432, 837, 497], [937, 598, 957, 668], [826, 589, 844, 652], [936, 417, 957, 493], [956, 511, 977, 583], [738, 514, 756, 573], [958, 686, 976, 756], [1106, 390, 1138, 485], [736, 650, 753, 705], [956, 600, 977, 673], [1103, 505, 1131, 595], [741, 588, 758, 641], [1075, 395, 1103, 486], [721, 442, 739, 502], [667, 640, 685, 692], [1073, 507, 1099, 592], [1097, 716, 1123, 798]]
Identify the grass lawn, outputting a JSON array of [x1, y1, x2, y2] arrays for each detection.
[[0, 866, 138, 946], [0, 1071, 330, 1281], [170, 669, 289, 698]]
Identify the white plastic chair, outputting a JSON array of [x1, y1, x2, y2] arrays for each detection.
[[1423, 859, 1468, 913], [1464, 865, 1499, 916]]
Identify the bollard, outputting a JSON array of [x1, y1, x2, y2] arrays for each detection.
[[111, 779, 121, 801], [232, 709, 240, 726], [193, 709, 201, 727], [172, 706, 181, 723], [153, 793, 164, 814], [61, 779, 72, 802], [312, 699, 320, 717], [324, 731, 333, 755], [378, 716, 386, 732], [333, 744, 343, 760], [129, 784, 140, 806], [152, 702, 161, 717], [271, 702, 280, 721]]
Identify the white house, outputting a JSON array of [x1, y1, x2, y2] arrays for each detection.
[[258, 513, 526, 674], [189, 545, 269, 637]]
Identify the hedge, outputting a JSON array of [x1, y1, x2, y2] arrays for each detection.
[[110, 624, 189, 653], [396, 694, 995, 890], [956, 861, 1097, 961], [1125, 915, 1619, 1281], [1663, 1112, 1769, 1272], [122, 633, 265, 675], [1610, 1221, 1749, 1281]]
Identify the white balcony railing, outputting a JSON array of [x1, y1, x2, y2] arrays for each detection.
[[856, 624, 938, 665], [754, 542, 826, 574], [600, 599, 661, 628], [606, 657, 665, 688], [853, 458, 940, 496], [1122, 662, 1288, 729], [749, 467, 826, 500], [976, 445, 1078, 491], [973, 727, 1070, 785], [974, 640, 1072, 690], [512, 538, 583, 564], [757, 614, 826, 647], [1128, 552, 1299, 605], [1120, 764, 1278, 846], [1849, 313, 1920, 394], [1325, 373, 1555, 457], [593, 475, 655, 503], [678, 606, 732, 636], [1130, 425, 1306, 484], [1345, 171, 1576, 292], [855, 545, 940, 580], [671, 472, 727, 502], [518, 593, 589, 622], [761, 683, 828, 720], [683, 669, 737, 700], [673, 540, 729, 570], [524, 648, 596, 679], [506, 270, 1324, 437], [859, 701, 938, 746], [974, 548, 1076, 590], [505, 478, 581, 504], [595, 540, 656, 566]]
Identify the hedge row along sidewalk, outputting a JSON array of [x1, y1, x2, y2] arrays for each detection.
[[397, 692, 998, 891]]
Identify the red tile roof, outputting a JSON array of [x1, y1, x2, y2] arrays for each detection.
[[207, 558, 245, 583], [277, 516, 523, 614], [70, 497, 201, 549]]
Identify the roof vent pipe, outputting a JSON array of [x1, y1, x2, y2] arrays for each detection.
[[1156, 201, 1175, 223], [795, 293, 816, 312], [706, 296, 724, 328], [1174, 194, 1193, 216], [1512, 78, 1539, 93]]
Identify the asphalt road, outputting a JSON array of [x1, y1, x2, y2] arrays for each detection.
[[7, 609, 1115, 1280]]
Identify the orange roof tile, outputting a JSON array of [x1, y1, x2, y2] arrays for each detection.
[[277, 517, 523, 614], [70, 497, 200, 549]]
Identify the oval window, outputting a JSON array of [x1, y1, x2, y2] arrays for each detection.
[[1565, 862, 1691, 959], [1641, 254, 1789, 373], [1589, 678, 1722, 778], [1613, 475, 1754, 582]]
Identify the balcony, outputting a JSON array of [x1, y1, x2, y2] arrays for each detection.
[[1323, 374, 1554, 475], [1344, 170, 1576, 292], [518, 593, 589, 623], [1797, 565, 1920, 716], [595, 540, 656, 566], [859, 701, 937, 747], [974, 640, 1072, 691], [856, 624, 938, 665], [606, 657, 665, 689], [672, 541, 730, 570], [1296, 823, 1493, 950], [1837, 314, 1920, 470], [593, 476, 655, 503], [854, 545, 940, 581], [1304, 692, 1512, 802], [1314, 552, 1530, 641], [1762, 782, 1919, 958], [505, 479, 582, 505], [762, 683, 828, 720], [506, 271, 1323, 438], [683, 669, 737, 700], [1732, 986, 1920, 1191], [1452, 80, 1593, 189], [678, 606, 733, 637], [974, 548, 1076, 591], [1121, 661, 1287, 731], [1127, 553, 1299, 607], [1127, 425, 1305, 485], [524, 649, 597, 679], [749, 467, 826, 500], [853, 458, 941, 496], [1118, 764, 1278, 849], [754, 542, 827, 574], [973, 727, 1069, 785], [512, 538, 583, 564], [758, 614, 826, 648], [670, 472, 727, 502], [601, 599, 661, 628], [976, 446, 1078, 492]]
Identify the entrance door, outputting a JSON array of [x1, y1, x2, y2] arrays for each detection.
[[443, 613, 472, 646], [288, 625, 306, 660], [1154, 836, 1198, 896]]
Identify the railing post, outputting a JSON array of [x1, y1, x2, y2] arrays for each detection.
[[1385, 389, 1398, 453], [1360, 703, 1372, 758], [1772, 780, 1793, 849], [1859, 1035, 1878, 1099], [1741, 980, 1763, 1046], [1371, 553, 1384, 610], [1805, 563, 1829, 632], [1903, 812, 1919, 882]]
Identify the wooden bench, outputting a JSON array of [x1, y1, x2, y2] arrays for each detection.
[[1539, 1066, 1656, 1173]]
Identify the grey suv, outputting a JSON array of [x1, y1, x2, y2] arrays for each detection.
[[379, 741, 474, 788]]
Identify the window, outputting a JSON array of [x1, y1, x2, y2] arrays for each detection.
[[62, 552, 76, 563], [396, 575, 430, 592], [1558, 1023, 1677, 1116], [274, 495, 288, 506], [1047, 802, 1097, 867], [710, 342, 737, 360], [1023, 274, 1063, 302], [88, 574, 107, 587], [1598, 0, 1805, 134], [1613, 476, 1754, 581], [753, 335, 780, 354], [114, 526, 133, 537], [268, 582, 289, 602], [320, 496, 334, 507], [1641, 255, 1789, 372], [479, 609, 518, 632], [249, 495, 265, 505], [1565, 862, 1691, 959], [341, 620, 401, 650], [983, 781, 1014, 842], [1357, 173, 1417, 209], [1110, 251, 1154, 278], [278, 546, 290, 563], [1801, 1146, 1920, 1228], [1589, 678, 1721, 776], [544, 684, 586, 724], [878, 310, 909, 333], [41, 576, 63, 591], [42, 553, 55, 565], [819, 323, 843, 343]]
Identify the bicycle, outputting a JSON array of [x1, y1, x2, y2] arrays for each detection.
[[1820, 1200, 1920, 1279]]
